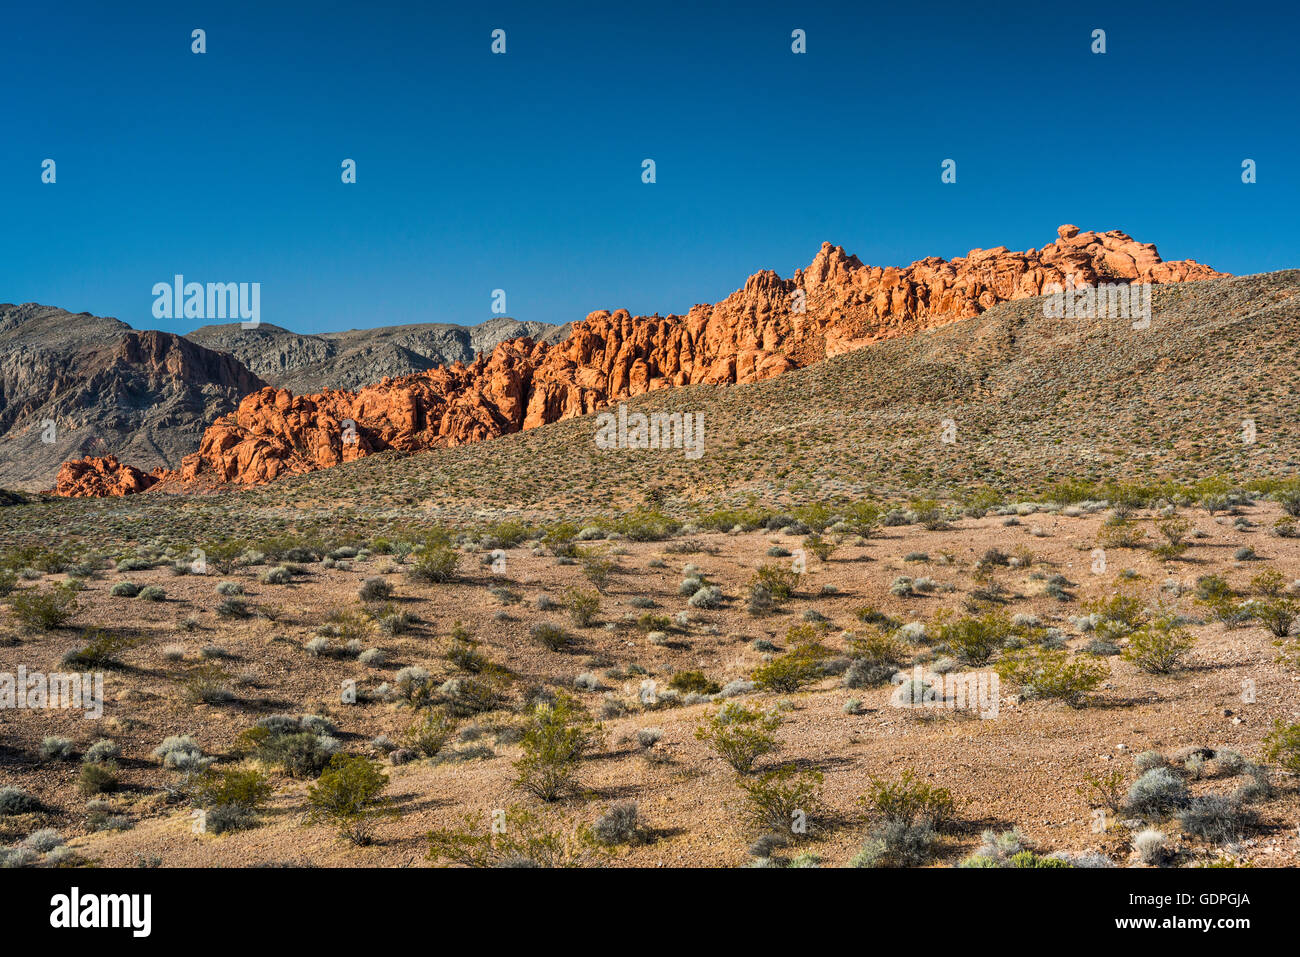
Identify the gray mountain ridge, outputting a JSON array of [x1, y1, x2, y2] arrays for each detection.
[[0, 304, 557, 489], [185, 316, 559, 393]]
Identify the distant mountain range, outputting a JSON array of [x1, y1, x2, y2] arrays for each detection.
[[186, 317, 559, 394], [35, 225, 1232, 497], [0, 306, 555, 490]]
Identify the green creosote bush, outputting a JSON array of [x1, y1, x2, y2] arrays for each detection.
[[564, 587, 601, 627], [752, 643, 830, 692], [739, 765, 823, 840], [192, 767, 272, 834], [1122, 615, 1196, 674], [427, 805, 610, 867], [9, 583, 80, 631], [694, 702, 781, 774], [512, 694, 602, 802], [306, 754, 394, 845], [995, 646, 1108, 708]]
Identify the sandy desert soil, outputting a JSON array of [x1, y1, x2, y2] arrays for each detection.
[[1, 498, 1297, 868]]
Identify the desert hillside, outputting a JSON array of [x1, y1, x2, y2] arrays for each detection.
[[50, 225, 1226, 496]]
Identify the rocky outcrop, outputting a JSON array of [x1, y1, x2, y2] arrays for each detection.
[[0, 304, 267, 491], [59, 227, 1227, 492], [53, 455, 164, 497]]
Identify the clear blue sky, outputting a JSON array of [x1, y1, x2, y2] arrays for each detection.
[[2, 0, 1296, 335]]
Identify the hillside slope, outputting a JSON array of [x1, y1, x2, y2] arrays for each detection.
[[53, 225, 1225, 494], [257, 268, 1298, 517]]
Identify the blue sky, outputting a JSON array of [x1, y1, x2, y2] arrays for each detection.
[[2, 0, 1296, 335]]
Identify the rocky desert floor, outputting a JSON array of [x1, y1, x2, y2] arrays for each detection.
[[1, 498, 1298, 868]]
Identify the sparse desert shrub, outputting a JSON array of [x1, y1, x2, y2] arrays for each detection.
[[746, 584, 774, 616], [1152, 516, 1192, 560], [0, 786, 40, 815], [1247, 570, 1298, 637], [8, 584, 80, 631], [306, 754, 393, 845], [21, 828, 64, 853], [445, 626, 487, 673], [851, 818, 937, 868], [592, 801, 642, 845], [1124, 767, 1190, 818], [375, 608, 414, 635], [1002, 850, 1073, 868], [1134, 828, 1168, 865], [688, 585, 724, 609], [530, 622, 572, 652], [739, 765, 823, 839], [358, 647, 387, 667], [802, 533, 835, 562], [1122, 616, 1196, 674], [39, 736, 76, 761], [564, 588, 601, 627], [933, 610, 1008, 665], [216, 598, 251, 619], [668, 670, 720, 695], [576, 548, 615, 592], [109, 581, 141, 598], [358, 577, 392, 602], [192, 767, 272, 834], [405, 708, 460, 758], [0, 847, 39, 867], [752, 644, 827, 692], [427, 805, 609, 867], [137, 585, 166, 602], [1098, 519, 1148, 550], [62, 628, 138, 668], [409, 544, 460, 584], [78, 761, 120, 796], [513, 695, 602, 801], [843, 658, 895, 689], [83, 739, 120, 764], [1076, 769, 1127, 814], [255, 729, 337, 778], [889, 576, 914, 597], [394, 666, 435, 705], [847, 630, 907, 669], [1087, 589, 1148, 641], [215, 581, 244, 597], [1276, 489, 1300, 517], [860, 769, 956, 831], [1134, 750, 1170, 773], [995, 647, 1107, 707], [957, 829, 1072, 867], [694, 702, 781, 773], [152, 735, 209, 772], [1177, 795, 1257, 843], [1262, 720, 1300, 774], [910, 499, 950, 531], [182, 663, 234, 704], [750, 564, 797, 603]]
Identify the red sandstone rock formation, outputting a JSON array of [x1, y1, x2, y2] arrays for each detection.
[[53, 455, 165, 497], [55, 226, 1226, 494]]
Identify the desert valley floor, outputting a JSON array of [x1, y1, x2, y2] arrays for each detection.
[[2, 495, 1297, 868]]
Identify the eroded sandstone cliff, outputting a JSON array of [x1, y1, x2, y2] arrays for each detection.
[[53, 226, 1225, 496]]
